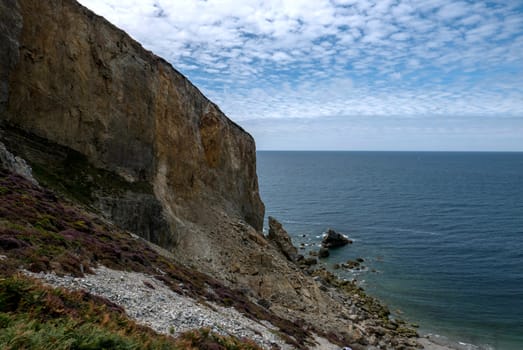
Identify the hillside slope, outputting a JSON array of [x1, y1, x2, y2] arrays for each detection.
[[0, 1, 424, 349]]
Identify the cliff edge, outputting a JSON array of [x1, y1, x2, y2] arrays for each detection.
[[0, 0, 264, 251], [0, 1, 425, 348]]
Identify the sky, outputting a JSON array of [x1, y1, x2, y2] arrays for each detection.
[[77, 0, 523, 151]]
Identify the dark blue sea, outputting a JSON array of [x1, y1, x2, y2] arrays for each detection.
[[256, 151, 523, 350]]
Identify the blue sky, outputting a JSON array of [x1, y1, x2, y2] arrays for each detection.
[[78, 0, 523, 151]]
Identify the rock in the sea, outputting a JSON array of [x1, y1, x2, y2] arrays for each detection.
[[343, 260, 361, 269], [267, 216, 298, 262], [322, 229, 352, 248], [318, 247, 330, 258]]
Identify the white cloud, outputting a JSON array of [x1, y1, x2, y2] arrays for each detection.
[[77, 0, 523, 150], [437, 2, 469, 21]]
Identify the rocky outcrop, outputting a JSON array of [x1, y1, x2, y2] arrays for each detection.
[[0, 125, 173, 248], [322, 229, 352, 248], [0, 0, 264, 250], [0, 2, 425, 349], [267, 216, 299, 262], [0, 141, 37, 184], [0, 0, 22, 113], [318, 247, 330, 258]]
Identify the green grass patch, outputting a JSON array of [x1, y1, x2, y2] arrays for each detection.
[[0, 169, 316, 347], [0, 276, 263, 350], [1, 125, 152, 206]]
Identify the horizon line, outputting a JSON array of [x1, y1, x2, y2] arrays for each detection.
[[256, 149, 523, 153]]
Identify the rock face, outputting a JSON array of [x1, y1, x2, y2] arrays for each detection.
[[0, 141, 37, 184], [322, 229, 352, 248], [0, 0, 22, 112], [0, 0, 264, 249], [0, 3, 423, 348], [267, 216, 298, 262]]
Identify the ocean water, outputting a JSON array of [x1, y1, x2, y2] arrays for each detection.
[[256, 151, 523, 350]]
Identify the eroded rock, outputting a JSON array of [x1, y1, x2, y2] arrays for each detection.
[[322, 229, 352, 248], [318, 247, 330, 258], [0, 142, 37, 184], [267, 216, 298, 262], [0, 0, 264, 249]]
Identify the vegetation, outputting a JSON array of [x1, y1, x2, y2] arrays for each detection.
[[2, 125, 152, 206], [0, 169, 314, 347], [0, 275, 262, 350], [29, 144, 153, 205]]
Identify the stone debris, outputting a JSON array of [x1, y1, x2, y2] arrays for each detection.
[[0, 142, 38, 185], [25, 266, 292, 349]]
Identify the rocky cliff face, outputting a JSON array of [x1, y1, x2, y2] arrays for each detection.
[[0, 0, 21, 112], [0, 0, 264, 249], [0, 2, 424, 347]]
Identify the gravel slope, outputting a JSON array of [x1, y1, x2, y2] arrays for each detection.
[[25, 266, 338, 349]]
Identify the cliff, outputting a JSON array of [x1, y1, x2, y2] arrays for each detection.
[[0, 1, 424, 349], [0, 0, 264, 250]]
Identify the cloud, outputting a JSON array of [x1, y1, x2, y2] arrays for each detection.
[[77, 0, 523, 150]]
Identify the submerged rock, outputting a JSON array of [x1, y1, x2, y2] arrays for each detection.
[[322, 229, 352, 248], [267, 216, 298, 262], [318, 247, 330, 258], [343, 260, 361, 269]]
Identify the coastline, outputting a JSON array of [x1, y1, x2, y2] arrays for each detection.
[[283, 227, 488, 350], [318, 259, 486, 350], [418, 334, 489, 350], [257, 151, 523, 350], [0, 160, 489, 350]]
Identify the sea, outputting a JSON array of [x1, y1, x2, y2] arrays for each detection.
[[256, 151, 523, 350]]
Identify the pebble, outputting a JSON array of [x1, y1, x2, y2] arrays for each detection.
[[24, 266, 292, 349]]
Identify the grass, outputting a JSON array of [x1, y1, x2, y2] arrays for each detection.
[[30, 148, 153, 206], [0, 275, 263, 350], [0, 168, 315, 348], [1, 124, 153, 206]]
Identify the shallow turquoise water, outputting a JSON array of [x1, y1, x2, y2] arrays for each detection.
[[257, 151, 523, 350]]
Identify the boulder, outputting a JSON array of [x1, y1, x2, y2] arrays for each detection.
[[267, 216, 298, 262], [322, 229, 352, 248], [318, 247, 330, 258], [302, 257, 318, 266], [0, 142, 37, 184], [343, 260, 361, 269]]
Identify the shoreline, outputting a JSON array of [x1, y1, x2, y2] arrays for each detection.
[[290, 231, 489, 350], [418, 334, 490, 350]]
